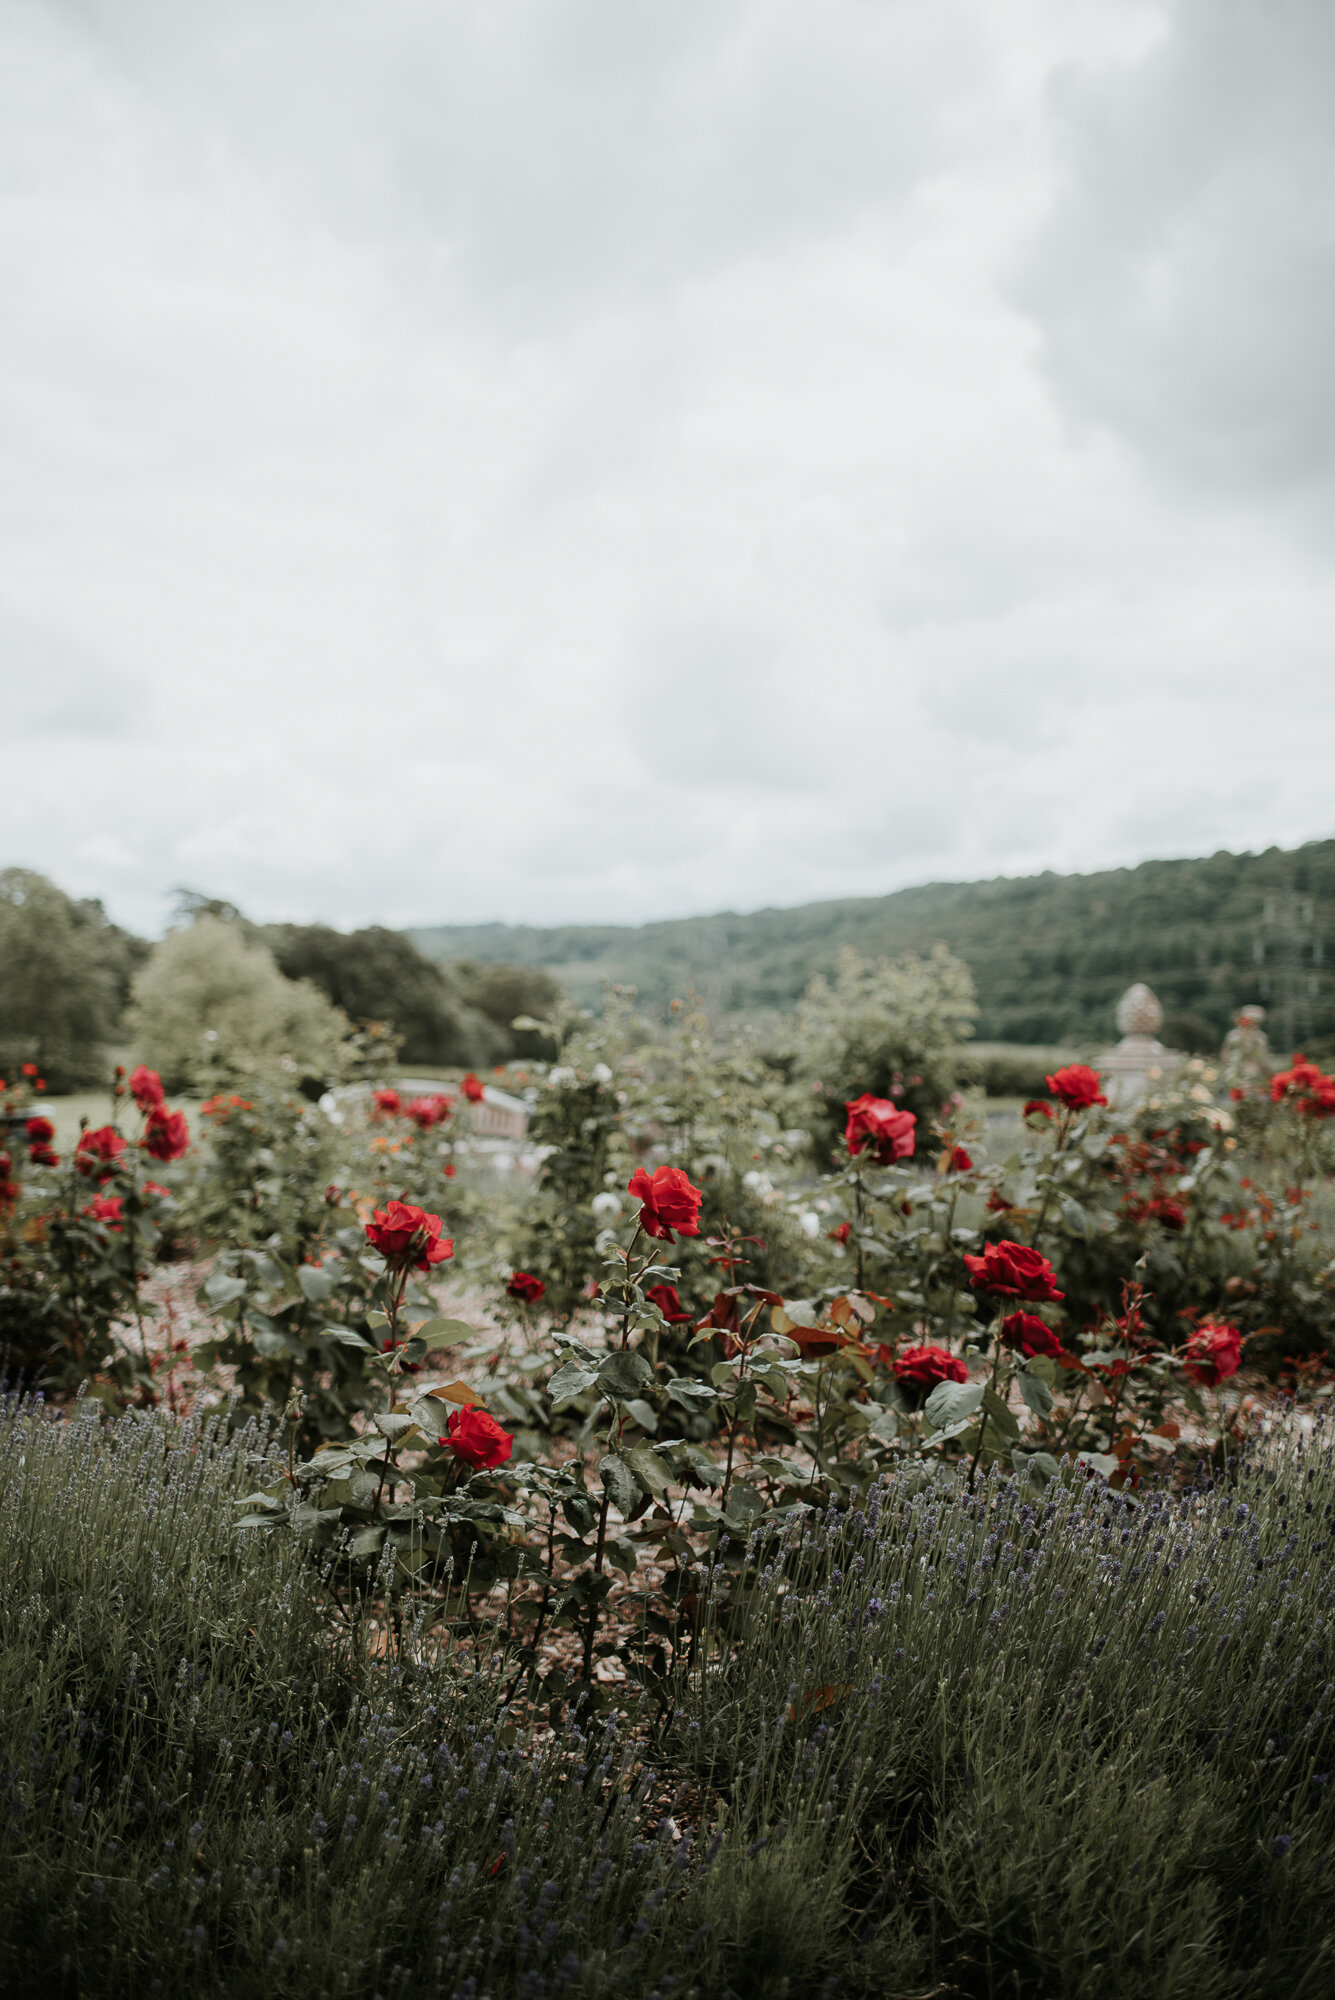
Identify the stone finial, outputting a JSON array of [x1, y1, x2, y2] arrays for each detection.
[[1115, 982, 1163, 1038]]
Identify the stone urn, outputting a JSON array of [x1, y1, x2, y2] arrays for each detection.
[[1099, 982, 1178, 1110]]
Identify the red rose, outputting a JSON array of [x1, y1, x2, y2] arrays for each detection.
[[1183, 1322, 1243, 1387], [461, 1074, 486, 1104], [372, 1088, 402, 1117], [1271, 1057, 1335, 1119], [628, 1164, 703, 1240], [143, 1181, 171, 1199], [844, 1094, 916, 1165], [646, 1281, 692, 1323], [21, 1063, 37, 1077], [1147, 1196, 1186, 1231], [443, 1162, 457, 1179], [1044, 1065, 1107, 1112], [892, 1344, 969, 1390], [84, 1194, 124, 1232], [143, 1108, 190, 1162], [364, 1200, 454, 1271], [1000, 1311, 1063, 1360], [28, 1142, 60, 1167], [963, 1239, 1064, 1302], [985, 1188, 1014, 1214], [827, 1220, 852, 1245], [26, 1116, 55, 1145], [129, 1065, 166, 1112], [405, 1094, 452, 1130], [440, 1404, 513, 1470], [1022, 1099, 1053, 1121], [948, 1146, 973, 1173], [76, 1125, 127, 1181], [507, 1270, 546, 1303]]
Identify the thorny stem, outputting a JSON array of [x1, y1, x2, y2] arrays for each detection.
[[967, 1313, 1006, 1493], [1030, 1107, 1075, 1253]]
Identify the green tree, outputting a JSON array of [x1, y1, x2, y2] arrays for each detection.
[[128, 917, 348, 1090], [266, 924, 502, 1069], [0, 868, 140, 1090], [453, 960, 564, 1059]]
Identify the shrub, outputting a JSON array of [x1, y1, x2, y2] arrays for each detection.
[[3, 1394, 1334, 1996], [787, 944, 976, 1154], [127, 917, 349, 1091]]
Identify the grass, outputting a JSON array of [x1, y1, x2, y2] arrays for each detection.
[[3, 1395, 1335, 1997]]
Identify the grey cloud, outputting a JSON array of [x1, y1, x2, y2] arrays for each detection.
[[1014, 0, 1335, 502]]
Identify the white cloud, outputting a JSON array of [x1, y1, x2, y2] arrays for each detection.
[[0, 0, 1331, 939]]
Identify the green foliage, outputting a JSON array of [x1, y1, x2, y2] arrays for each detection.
[[452, 959, 564, 1059], [411, 835, 1335, 1044], [127, 917, 349, 1091], [5, 1396, 1335, 1996], [787, 943, 977, 1152], [0, 869, 143, 1091], [267, 923, 505, 1069]]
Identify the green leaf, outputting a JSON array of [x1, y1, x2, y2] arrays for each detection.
[[750, 1362, 791, 1400], [1060, 1197, 1089, 1238], [624, 1445, 671, 1499], [548, 1358, 599, 1402], [599, 1453, 638, 1516], [624, 1397, 658, 1434], [923, 1379, 984, 1431], [1024, 1352, 1057, 1385], [1015, 1370, 1054, 1417], [866, 1407, 899, 1443], [204, 1273, 248, 1307], [320, 1325, 374, 1352], [373, 1413, 418, 1441], [722, 1481, 763, 1530], [414, 1317, 475, 1349], [596, 1350, 654, 1399], [297, 1264, 334, 1303], [349, 1525, 388, 1559], [982, 1385, 1021, 1441], [1012, 1447, 1061, 1488], [666, 1377, 719, 1412], [710, 1359, 739, 1387]]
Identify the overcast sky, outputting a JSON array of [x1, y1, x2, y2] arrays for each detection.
[[3, 0, 1333, 938]]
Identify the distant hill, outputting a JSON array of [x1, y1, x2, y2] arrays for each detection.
[[411, 839, 1335, 1048]]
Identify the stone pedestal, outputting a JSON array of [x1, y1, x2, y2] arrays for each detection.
[[1098, 983, 1180, 1111]]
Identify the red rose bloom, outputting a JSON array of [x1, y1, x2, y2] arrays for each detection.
[[628, 1164, 703, 1240], [507, 1270, 546, 1303], [364, 1200, 454, 1271], [646, 1282, 692, 1323], [405, 1094, 452, 1130], [461, 1074, 486, 1104], [828, 1220, 852, 1245], [76, 1125, 127, 1181], [26, 1116, 55, 1145], [1148, 1196, 1186, 1231], [84, 1194, 124, 1232], [128, 1065, 166, 1112], [963, 1239, 1065, 1302], [143, 1181, 171, 1199], [892, 1344, 969, 1390], [441, 1404, 513, 1470], [1000, 1311, 1064, 1360], [143, 1108, 190, 1162], [1183, 1322, 1243, 1387], [1044, 1065, 1108, 1112], [28, 1142, 60, 1166], [1271, 1057, 1335, 1119], [844, 1094, 916, 1164], [948, 1145, 973, 1173], [1022, 1100, 1053, 1121], [372, 1088, 402, 1117]]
